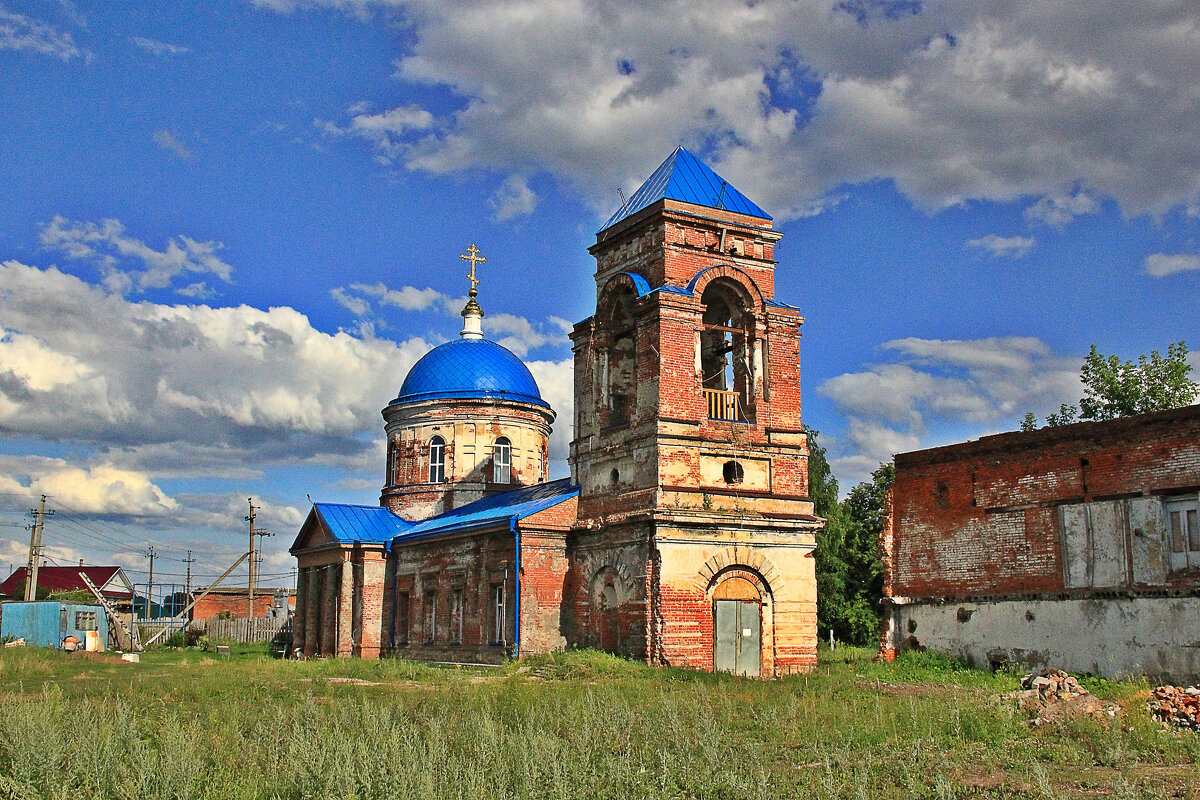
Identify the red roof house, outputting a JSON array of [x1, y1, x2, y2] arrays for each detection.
[[0, 565, 134, 601]]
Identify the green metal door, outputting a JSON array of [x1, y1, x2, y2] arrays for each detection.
[[714, 600, 761, 677]]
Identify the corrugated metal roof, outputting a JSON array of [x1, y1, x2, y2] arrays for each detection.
[[0, 566, 131, 599], [601, 147, 772, 231], [312, 503, 413, 544], [397, 478, 578, 541]]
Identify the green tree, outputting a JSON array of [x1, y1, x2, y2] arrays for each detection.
[[1022, 341, 1196, 428], [806, 427, 894, 646], [1079, 340, 1197, 420]]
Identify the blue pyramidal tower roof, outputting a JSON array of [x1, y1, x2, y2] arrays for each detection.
[[601, 147, 771, 231]]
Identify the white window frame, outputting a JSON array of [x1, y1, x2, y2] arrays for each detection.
[[491, 584, 505, 645], [428, 436, 446, 483], [493, 437, 511, 484]]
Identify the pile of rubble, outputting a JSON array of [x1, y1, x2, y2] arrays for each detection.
[[1004, 668, 1117, 727], [1148, 685, 1200, 731], [1021, 669, 1088, 700]]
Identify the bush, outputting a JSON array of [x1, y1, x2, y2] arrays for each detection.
[[163, 631, 185, 649], [183, 627, 204, 647]]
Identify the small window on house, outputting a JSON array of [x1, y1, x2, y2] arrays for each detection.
[[491, 584, 506, 645], [74, 611, 97, 631], [610, 468, 620, 484], [493, 437, 512, 484], [428, 435, 446, 483], [395, 592, 410, 646], [722, 460, 744, 485], [450, 589, 464, 645], [423, 591, 437, 644]]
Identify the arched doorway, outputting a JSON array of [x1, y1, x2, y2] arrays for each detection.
[[712, 576, 761, 677], [589, 568, 622, 653]]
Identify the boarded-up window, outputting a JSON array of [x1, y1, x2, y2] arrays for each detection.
[[1060, 500, 1127, 588], [1166, 496, 1200, 572]]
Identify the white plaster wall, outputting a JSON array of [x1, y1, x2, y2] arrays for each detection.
[[895, 596, 1200, 683]]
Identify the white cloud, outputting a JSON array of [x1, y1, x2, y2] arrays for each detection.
[[819, 335, 1082, 485], [131, 35, 189, 56], [0, 6, 84, 60], [350, 281, 448, 312], [153, 129, 194, 160], [966, 233, 1035, 259], [0, 455, 177, 516], [1144, 253, 1200, 278], [288, 1, 1200, 222], [40, 216, 232, 294], [1024, 189, 1099, 227], [526, 358, 573, 474], [330, 286, 371, 316], [332, 281, 569, 356], [177, 281, 215, 299], [486, 312, 567, 357], [0, 260, 429, 462], [488, 174, 538, 222]]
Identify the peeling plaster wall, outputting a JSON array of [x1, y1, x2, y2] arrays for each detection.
[[885, 404, 1200, 680], [890, 596, 1200, 683]]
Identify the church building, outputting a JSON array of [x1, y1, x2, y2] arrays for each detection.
[[290, 148, 823, 676]]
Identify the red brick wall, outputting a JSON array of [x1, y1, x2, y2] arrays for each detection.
[[192, 592, 281, 621], [889, 405, 1200, 599]]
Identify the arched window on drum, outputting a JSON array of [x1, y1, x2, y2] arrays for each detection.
[[492, 437, 512, 484], [428, 435, 446, 483]]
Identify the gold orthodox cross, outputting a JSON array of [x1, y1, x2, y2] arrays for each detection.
[[460, 244, 486, 293]]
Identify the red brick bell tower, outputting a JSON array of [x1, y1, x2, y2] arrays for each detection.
[[567, 147, 822, 676]]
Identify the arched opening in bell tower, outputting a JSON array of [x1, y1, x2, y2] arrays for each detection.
[[700, 280, 754, 422], [603, 286, 638, 427]]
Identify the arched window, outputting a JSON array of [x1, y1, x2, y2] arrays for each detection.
[[700, 280, 753, 422], [604, 287, 637, 426], [428, 435, 446, 483], [492, 437, 511, 484]]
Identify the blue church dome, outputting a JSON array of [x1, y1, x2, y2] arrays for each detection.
[[390, 338, 550, 408]]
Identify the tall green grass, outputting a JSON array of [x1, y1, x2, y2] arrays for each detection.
[[0, 646, 1195, 799]]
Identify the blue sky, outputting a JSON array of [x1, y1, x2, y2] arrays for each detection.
[[1, 0, 1198, 592]]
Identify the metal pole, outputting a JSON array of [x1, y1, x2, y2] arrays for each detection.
[[246, 498, 258, 617], [145, 546, 156, 620]]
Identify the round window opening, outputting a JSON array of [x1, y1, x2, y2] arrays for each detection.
[[610, 468, 620, 484], [722, 460, 744, 485]]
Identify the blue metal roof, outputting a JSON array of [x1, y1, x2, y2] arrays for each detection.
[[391, 338, 549, 408], [395, 478, 578, 542], [601, 147, 772, 231], [312, 503, 413, 544]]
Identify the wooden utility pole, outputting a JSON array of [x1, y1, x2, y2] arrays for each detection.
[[246, 498, 258, 617], [23, 496, 53, 601]]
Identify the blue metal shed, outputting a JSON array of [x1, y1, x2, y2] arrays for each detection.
[[0, 601, 108, 650]]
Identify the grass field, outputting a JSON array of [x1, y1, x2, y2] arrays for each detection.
[[0, 643, 1195, 799]]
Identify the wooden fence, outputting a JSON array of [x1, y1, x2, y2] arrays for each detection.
[[201, 616, 290, 643]]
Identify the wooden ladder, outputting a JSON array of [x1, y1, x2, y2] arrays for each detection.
[[79, 571, 141, 651]]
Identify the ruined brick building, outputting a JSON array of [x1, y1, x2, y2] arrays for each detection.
[[882, 404, 1200, 683], [291, 148, 822, 675]]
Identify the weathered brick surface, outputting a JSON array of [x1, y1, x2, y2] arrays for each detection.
[[569, 193, 822, 676], [888, 405, 1200, 601], [191, 590, 288, 621], [292, 189, 824, 676], [381, 398, 554, 521]]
